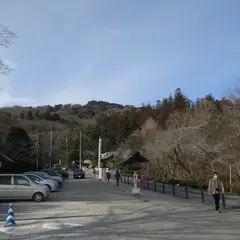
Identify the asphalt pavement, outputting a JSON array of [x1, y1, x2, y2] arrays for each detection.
[[1, 176, 240, 239]]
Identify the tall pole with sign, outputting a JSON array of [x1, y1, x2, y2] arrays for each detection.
[[98, 137, 102, 180], [79, 131, 82, 169], [49, 130, 52, 168]]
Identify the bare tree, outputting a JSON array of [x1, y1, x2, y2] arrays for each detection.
[[0, 24, 16, 75]]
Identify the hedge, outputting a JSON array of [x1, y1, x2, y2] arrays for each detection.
[[146, 177, 240, 194], [231, 183, 240, 195]]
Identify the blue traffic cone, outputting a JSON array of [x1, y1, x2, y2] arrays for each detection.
[[4, 203, 17, 227]]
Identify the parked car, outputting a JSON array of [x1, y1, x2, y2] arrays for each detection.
[[41, 170, 64, 183], [42, 169, 62, 177], [25, 171, 63, 185], [50, 168, 69, 179], [24, 173, 59, 192], [42, 169, 66, 180], [0, 174, 50, 202], [73, 169, 85, 179]]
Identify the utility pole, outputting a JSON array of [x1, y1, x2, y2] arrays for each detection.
[[229, 165, 232, 193], [65, 136, 68, 169], [49, 130, 53, 168], [98, 137, 102, 180], [79, 131, 82, 169], [36, 134, 39, 171]]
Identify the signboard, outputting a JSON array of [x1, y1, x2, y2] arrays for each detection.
[[101, 152, 113, 159], [129, 161, 141, 170]]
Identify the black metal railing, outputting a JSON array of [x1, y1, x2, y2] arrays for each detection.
[[109, 175, 229, 209]]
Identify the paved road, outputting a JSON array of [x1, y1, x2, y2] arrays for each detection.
[[121, 176, 240, 208], [1, 178, 240, 239]]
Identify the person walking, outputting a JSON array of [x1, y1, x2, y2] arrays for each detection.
[[106, 169, 111, 182], [208, 172, 224, 213], [140, 174, 147, 188], [115, 170, 121, 187], [92, 168, 96, 179]]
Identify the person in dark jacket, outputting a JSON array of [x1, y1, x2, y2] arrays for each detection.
[[92, 168, 96, 179], [106, 171, 111, 182], [115, 170, 121, 186]]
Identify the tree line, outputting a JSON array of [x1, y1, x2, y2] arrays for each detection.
[[1, 24, 240, 193]]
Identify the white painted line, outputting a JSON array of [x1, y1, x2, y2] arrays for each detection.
[[0, 227, 10, 233], [0, 224, 35, 233], [0, 201, 83, 206], [42, 222, 83, 229], [29, 233, 85, 240], [65, 223, 82, 227], [42, 223, 60, 230], [0, 216, 98, 225], [0, 210, 83, 216]]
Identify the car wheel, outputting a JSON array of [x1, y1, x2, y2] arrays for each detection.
[[46, 184, 51, 192], [33, 192, 44, 202]]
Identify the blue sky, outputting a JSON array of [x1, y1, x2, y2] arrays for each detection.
[[0, 0, 240, 107]]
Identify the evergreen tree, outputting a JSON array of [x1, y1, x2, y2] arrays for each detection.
[[4, 127, 34, 172], [173, 88, 188, 111], [27, 110, 33, 120]]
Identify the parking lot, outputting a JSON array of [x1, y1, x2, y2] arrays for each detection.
[[0, 177, 150, 239], [1, 176, 240, 240]]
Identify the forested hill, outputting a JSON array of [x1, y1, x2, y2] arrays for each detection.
[[1, 88, 240, 187]]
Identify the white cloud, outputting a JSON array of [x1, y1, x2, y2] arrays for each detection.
[[0, 89, 35, 107], [46, 66, 156, 106]]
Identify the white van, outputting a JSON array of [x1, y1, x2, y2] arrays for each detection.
[[0, 174, 50, 202]]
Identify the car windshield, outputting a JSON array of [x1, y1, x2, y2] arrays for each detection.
[[44, 170, 57, 176], [36, 174, 47, 179], [34, 172, 49, 179], [31, 174, 43, 180]]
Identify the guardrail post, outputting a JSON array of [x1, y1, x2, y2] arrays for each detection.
[[127, 176, 129, 184], [154, 181, 156, 191], [200, 188, 205, 203], [185, 186, 188, 199], [123, 176, 125, 183], [147, 180, 149, 189], [162, 182, 165, 193], [222, 194, 226, 209], [172, 184, 175, 196]]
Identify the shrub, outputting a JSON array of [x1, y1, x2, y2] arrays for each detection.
[[231, 183, 240, 195], [146, 177, 209, 190], [167, 178, 180, 184], [179, 180, 205, 189]]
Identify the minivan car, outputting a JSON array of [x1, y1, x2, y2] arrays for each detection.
[[73, 169, 85, 179], [0, 174, 50, 202]]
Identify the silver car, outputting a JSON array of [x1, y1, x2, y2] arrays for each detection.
[[24, 173, 59, 192], [0, 174, 50, 202], [25, 171, 63, 185]]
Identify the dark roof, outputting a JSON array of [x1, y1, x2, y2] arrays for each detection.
[[120, 151, 149, 167], [0, 152, 15, 163]]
